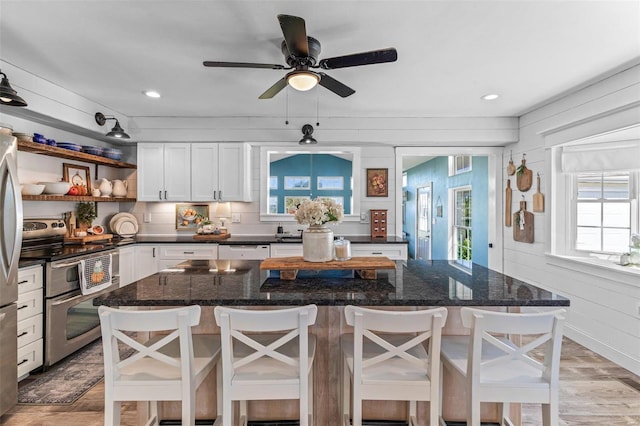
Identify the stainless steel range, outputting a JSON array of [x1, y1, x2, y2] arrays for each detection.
[[21, 219, 119, 366]]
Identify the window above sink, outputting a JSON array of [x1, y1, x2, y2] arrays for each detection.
[[260, 146, 361, 222]]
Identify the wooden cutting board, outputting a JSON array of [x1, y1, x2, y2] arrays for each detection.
[[516, 158, 532, 192], [64, 233, 113, 244], [192, 233, 231, 240], [505, 179, 512, 227], [513, 201, 534, 243], [533, 173, 545, 212]]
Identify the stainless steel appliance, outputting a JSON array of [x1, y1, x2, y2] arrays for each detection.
[[20, 219, 119, 367], [0, 124, 22, 417]]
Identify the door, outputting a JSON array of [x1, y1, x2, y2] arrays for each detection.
[[416, 185, 431, 260], [163, 144, 191, 201], [219, 143, 251, 201], [137, 144, 165, 201], [1, 128, 22, 307], [191, 143, 220, 201]]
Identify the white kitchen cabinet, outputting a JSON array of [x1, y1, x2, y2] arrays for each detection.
[[137, 143, 191, 201], [134, 245, 159, 281], [191, 143, 251, 202], [351, 244, 408, 260], [17, 265, 43, 380], [118, 246, 135, 287], [270, 244, 303, 258], [157, 244, 218, 270]]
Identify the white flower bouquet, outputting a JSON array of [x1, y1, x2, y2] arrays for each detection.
[[294, 198, 344, 225]]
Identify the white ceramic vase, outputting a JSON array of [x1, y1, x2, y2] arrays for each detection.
[[302, 224, 334, 262]]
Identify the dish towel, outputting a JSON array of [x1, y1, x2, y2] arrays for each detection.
[[78, 253, 112, 295]]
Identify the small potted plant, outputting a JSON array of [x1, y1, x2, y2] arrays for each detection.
[[76, 201, 97, 231]]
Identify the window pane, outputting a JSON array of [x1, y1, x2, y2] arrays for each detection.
[[603, 228, 630, 252], [577, 175, 601, 200], [602, 202, 630, 227], [577, 203, 601, 226], [603, 174, 629, 199], [576, 227, 601, 251]]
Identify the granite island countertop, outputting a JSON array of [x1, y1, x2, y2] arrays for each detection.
[[95, 259, 569, 307]]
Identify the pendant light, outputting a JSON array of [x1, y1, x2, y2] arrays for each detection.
[[299, 124, 317, 145], [0, 69, 28, 107], [95, 112, 130, 139]]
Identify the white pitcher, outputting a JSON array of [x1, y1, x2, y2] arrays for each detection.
[[98, 178, 113, 197], [112, 179, 128, 197]]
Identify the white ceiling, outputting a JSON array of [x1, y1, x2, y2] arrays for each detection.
[[1, 0, 639, 122]]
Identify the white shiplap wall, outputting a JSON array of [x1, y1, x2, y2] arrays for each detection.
[[502, 65, 640, 375]]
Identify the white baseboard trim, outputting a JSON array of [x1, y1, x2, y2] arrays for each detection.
[[564, 324, 640, 376]]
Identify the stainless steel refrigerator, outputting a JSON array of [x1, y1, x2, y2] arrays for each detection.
[[0, 123, 22, 417]]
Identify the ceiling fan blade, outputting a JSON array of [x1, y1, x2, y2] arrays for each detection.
[[319, 48, 398, 69], [259, 77, 288, 99], [278, 14, 308, 57], [203, 61, 286, 70], [318, 73, 355, 98]]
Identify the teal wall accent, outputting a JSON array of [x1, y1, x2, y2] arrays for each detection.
[[402, 156, 488, 267], [270, 154, 352, 214]]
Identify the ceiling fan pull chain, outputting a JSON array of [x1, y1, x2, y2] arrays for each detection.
[[285, 87, 289, 125], [316, 87, 320, 127]]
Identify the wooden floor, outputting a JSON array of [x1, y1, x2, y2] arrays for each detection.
[[1, 338, 639, 426]]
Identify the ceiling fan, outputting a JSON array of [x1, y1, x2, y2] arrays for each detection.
[[203, 14, 397, 99]]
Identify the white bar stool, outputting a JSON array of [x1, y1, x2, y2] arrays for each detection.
[[341, 305, 448, 426], [98, 305, 221, 426], [439, 307, 566, 426], [214, 305, 318, 426]]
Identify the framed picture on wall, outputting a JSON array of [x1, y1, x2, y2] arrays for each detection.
[[63, 163, 91, 194], [176, 203, 209, 230], [366, 168, 388, 197]]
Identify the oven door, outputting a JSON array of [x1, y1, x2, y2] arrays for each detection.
[[46, 250, 119, 298], [44, 283, 117, 366]]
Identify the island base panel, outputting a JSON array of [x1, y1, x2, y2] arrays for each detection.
[[140, 306, 521, 425]]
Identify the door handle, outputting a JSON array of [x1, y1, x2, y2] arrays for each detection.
[[213, 191, 217, 200], [17, 359, 29, 366], [159, 190, 162, 200], [218, 190, 222, 200], [164, 190, 167, 199], [153, 247, 156, 257], [17, 331, 28, 338], [18, 280, 29, 285], [17, 305, 28, 310]]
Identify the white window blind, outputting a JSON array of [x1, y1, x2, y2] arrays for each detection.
[[561, 140, 640, 173]]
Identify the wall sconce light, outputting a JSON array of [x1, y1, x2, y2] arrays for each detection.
[[299, 124, 317, 145], [95, 112, 130, 139], [436, 196, 443, 218], [0, 69, 28, 107]]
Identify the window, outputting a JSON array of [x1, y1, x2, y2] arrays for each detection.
[[449, 155, 472, 175], [575, 172, 634, 253], [453, 187, 472, 266]]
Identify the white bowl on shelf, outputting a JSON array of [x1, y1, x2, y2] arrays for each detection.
[[21, 184, 46, 195], [39, 181, 72, 195]]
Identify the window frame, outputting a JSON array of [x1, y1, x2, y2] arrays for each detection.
[[571, 172, 636, 255], [449, 155, 472, 176], [450, 185, 473, 268]]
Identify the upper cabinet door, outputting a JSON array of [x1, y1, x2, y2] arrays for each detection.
[[190, 143, 219, 201], [137, 144, 165, 201], [219, 143, 251, 202], [163, 144, 191, 201]]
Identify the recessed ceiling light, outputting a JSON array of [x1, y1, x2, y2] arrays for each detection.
[[481, 93, 499, 101], [144, 90, 161, 98]]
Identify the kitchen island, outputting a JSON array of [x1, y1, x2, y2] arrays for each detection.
[[95, 259, 569, 425]]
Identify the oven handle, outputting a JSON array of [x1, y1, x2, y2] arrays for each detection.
[[50, 285, 116, 307], [50, 250, 119, 269], [51, 260, 82, 269]]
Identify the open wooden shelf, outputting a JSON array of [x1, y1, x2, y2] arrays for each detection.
[[22, 194, 136, 202], [18, 140, 136, 169]]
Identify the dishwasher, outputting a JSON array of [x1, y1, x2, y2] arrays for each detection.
[[218, 245, 270, 260]]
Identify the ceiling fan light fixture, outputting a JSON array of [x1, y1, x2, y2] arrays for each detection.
[[299, 124, 317, 145], [95, 112, 131, 139], [481, 93, 500, 101], [287, 71, 320, 91], [0, 70, 28, 107]]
